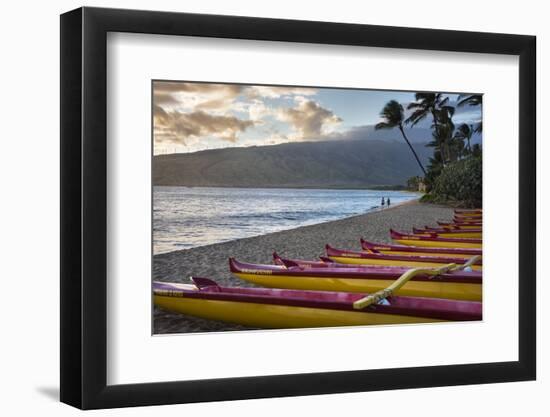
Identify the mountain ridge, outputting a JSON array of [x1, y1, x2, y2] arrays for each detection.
[[153, 139, 432, 188]]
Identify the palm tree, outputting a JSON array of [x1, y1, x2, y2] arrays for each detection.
[[405, 93, 449, 129], [454, 123, 474, 153], [457, 94, 483, 133], [434, 105, 455, 164], [375, 100, 427, 176], [448, 136, 466, 161], [405, 93, 455, 166]]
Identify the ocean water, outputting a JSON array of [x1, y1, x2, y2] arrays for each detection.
[[153, 186, 418, 254]]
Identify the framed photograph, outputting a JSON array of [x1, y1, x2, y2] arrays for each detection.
[[60, 6, 536, 409]]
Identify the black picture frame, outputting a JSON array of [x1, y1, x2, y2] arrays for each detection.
[[60, 6, 536, 410]]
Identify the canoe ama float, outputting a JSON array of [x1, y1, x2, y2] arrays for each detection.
[[361, 238, 482, 258], [154, 278, 482, 328], [229, 258, 482, 301], [325, 244, 482, 271], [390, 229, 482, 249]]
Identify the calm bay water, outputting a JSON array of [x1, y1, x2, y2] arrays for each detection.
[[153, 186, 418, 254]]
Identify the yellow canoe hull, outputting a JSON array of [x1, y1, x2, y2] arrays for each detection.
[[416, 231, 482, 238], [393, 238, 482, 249], [328, 255, 482, 271], [154, 295, 444, 327], [456, 215, 482, 219], [374, 249, 478, 259], [233, 273, 482, 302], [440, 224, 481, 230]]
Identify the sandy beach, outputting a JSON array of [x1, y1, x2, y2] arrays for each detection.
[[153, 200, 455, 334]]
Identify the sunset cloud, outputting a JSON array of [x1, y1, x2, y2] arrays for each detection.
[[154, 105, 255, 145], [277, 99, 342, 141], [247, 86, 318, 99], [152, 81, 480, 155], [153, 81, 245, 112]]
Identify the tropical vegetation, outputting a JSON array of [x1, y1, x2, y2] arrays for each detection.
[[377, 92, 482, 207]]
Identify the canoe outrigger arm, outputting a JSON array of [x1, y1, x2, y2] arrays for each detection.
[[352, 255, 482, 309], [454, 255, 482, 271]]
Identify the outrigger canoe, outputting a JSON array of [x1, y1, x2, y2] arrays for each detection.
[[361, 238, 482, 258], [452, 217, 483, 224], [454, 211, 483, 218], [455, 209, 482, 214], [437, 221, 482, 230], [412, 227, 482, 239], [229, 258, 482, 301], [391, 229, 482, 249], [154, 278, 481, 328], [272, 252, 340, 268], [325, 245, 482, 271], [454, 215, 482, 223]]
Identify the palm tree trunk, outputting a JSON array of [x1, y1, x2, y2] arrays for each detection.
[[432, 110, 446, 167], [398, 125, 427, 176]]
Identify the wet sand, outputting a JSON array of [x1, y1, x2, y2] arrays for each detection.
[[153, 200, 455, 334]]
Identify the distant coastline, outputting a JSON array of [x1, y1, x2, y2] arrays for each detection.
[[154, 184, 419, 191]]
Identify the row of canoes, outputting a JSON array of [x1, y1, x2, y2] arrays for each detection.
[[154, 208, 483, 328]]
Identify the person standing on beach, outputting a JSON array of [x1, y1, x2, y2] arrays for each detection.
[[387, 197, 391, 207], [381, 197, 385, 207]]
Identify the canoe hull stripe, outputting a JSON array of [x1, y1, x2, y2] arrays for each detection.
[[233, 273, 482, 302]]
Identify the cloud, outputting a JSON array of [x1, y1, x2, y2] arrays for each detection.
[[153, 82, 322, 122], [153, 82, 245, 112], [154, 105, 255, 144], [277, 99, 342, 140], [247, 86, 318, 99]]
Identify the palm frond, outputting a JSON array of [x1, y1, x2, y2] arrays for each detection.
[[457, 94, 482, 107], [376, 100, 404, 129], [375, 122, 392, 130], [405, 109, 428, 126]]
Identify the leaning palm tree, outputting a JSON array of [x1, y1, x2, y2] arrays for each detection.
[[375, 100, 427, 176], [454, 123, 474, 153]]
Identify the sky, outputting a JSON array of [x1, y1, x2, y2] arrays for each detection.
[[153, 81, 482, 155]]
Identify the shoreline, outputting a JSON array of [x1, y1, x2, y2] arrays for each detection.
[[154, 196, 422, 257], [153, 200, 454, 334]]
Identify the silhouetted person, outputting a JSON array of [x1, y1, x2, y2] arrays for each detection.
[[387, 197, 391, 207], [381, 197, 385, 207]]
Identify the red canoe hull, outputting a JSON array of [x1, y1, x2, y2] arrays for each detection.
[[390, 229, 482, 244], [326, 245, 482, 266], [154, 279, 482, 323], [361, 238, 482, 256]]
